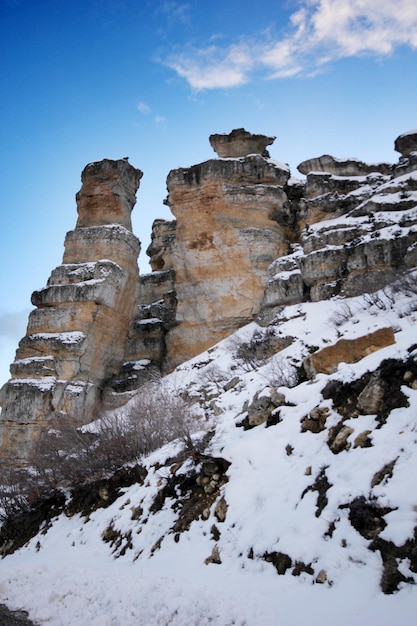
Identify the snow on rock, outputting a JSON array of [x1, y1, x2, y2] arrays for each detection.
[[0, 282, 417, 625]]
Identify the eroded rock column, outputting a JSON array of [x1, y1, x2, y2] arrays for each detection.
[[163, 130, 290, 369], [0, 159, 142, 464]]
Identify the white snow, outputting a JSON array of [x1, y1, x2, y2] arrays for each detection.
[[1, 279, 417, 625]]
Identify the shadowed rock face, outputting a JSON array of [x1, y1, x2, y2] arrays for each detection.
[[297, 154, 391, 177], [394, 130, 417, 157], [0, 159, 142, 464], [209, 128, 276, 158]]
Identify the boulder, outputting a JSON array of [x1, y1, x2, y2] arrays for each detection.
[[297, 154, 391, 177], [394, 130, 417, 157], [304, 327, 395, 378], [209, 128, 275, 158]]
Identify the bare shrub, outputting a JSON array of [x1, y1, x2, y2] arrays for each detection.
[[123, 378, 207, 453], [264, 355, 299, 389], [30, 379, 206, 491], [197, 364, 230, 393], [392, 271, 417, 297], [231, 328, 280, 372], [362, 289, 394, 311], [0, 465, 40, 523], [329, 302, 354, 328]]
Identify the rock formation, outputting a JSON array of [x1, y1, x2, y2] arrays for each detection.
[[1, 127, 417, 464], [209, 128, 275, 158], [0, 159, 142, 463], [162, 153, 291, 369]]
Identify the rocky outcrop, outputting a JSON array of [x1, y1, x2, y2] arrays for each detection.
[[2, 128, 417, 464], [303, 327, 396, 378], [297, 154, 391, 177], [162, 152, 291, 369], [0, 159, 142, 463], [394, 130, 417, 158], [261, 136, 417, 321], [209, 128, 275, 158]]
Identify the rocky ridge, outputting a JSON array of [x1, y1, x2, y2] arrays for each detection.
[[1, 128, 417, 464]]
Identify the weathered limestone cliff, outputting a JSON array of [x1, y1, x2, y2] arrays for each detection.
[[163, 152, 291, 369], [0, 159, 142, 463], [1, 128, 417, 465]]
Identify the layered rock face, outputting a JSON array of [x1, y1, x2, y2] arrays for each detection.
[[261, 132, 417, 321], [0, 159, 142, 463], [209, 128, 275, 158], [161, 151, 291, 369], [2, 128, 417, 465]]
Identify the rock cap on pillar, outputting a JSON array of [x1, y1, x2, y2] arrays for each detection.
[[394, 130, 417, 158], [209, 128, 276, 158], [75, 158, 143, 230]]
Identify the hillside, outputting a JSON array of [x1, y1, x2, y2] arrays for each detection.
[[0, 277, 416, 624], [1, 129, 417, 624]]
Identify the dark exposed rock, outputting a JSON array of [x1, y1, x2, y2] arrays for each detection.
[[346, 496, 391, 540], [209, 128, 276, 158], [301, 467, 332, 517], [264, 551, 293, 575], [297, 154, 391, 177], [322, 356, 415, 425], [394, 130, 417, 158], [0, 604, 39, 626]]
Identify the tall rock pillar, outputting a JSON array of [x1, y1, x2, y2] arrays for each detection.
[[0, 159, 142, 464], [163, 129, 291, 369]]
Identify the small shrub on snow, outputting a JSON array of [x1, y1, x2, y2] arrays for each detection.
[[264, 355, 299, 389], [329, 302, 354, 328], [0, 381, 206, 519], [231, 327, 280, 371], [0, 466, 39, 523]]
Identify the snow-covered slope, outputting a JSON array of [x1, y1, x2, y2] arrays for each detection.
[[1, 278, 416, 625]]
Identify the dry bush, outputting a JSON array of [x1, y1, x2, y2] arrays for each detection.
[[231, 328, 279, 371], [264, 355, 299, 389], [197, 364, 231, 392], [329, 302, 354, 328], [0, 465, 40, 523], [30, 379, 205, 491]]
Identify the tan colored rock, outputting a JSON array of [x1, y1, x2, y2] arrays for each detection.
[[146, 218, 177, 271], [0, 159, 142, 464], [75, 158, 142, 230], [354, 430, 372, 448], [164, 155, 290, 369], [297, 154, 390, 177], [209, 128, 275, 158], [357, 374, 385, 414], [214, 496, 228, 522], [316, 569, 328, 584], [304, 327, 395, 378], [329, 425, 354, 453]]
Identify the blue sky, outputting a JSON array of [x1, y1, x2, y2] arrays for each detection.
[[1, 0, 416, 387]]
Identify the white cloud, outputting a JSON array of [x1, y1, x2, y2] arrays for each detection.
[[166, 0, 417, 89], [137, 101, 151, 114], [154, 116, 166, 125], [159, 1, 190, 25], [168, 43, 253, 89]]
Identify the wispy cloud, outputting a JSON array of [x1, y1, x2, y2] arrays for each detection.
[[168, 43, 254, 89], [165, 0, 417, 89], [136, 101, 167, 126], [158, 1, 191, 25], [137, 101, 151, 114]]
